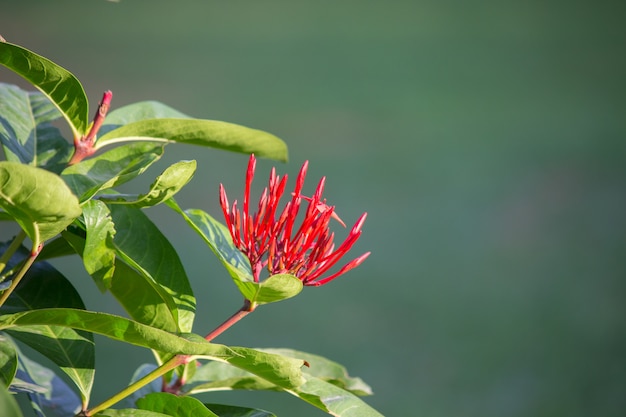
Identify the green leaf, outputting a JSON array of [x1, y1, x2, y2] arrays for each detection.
[[0, 309, 305, 390], [61, 142, 165, 202], [0, 249, 95, 406], [0, 42, 89, 137], [0, 384, 24, 417], [204, 403, 276, 417], [290, 375, 383, 417], [185, 349, 381, 417], [12, 345, 82, 417], [137, 393, 218, 417], [95, 410, 172, 417], [0, 84, 72, 171], [165, 201, 253, 284], [100, 101, 190, 137], [104, 160, 197, 208], [97, 118, 288, 162], [0, 161, 82, 245], [108, 204, 196, 333], [241, 274, 303, 305], [262, 348, 372, 396], [82, 200, 116, 290], [0, 333, 17, 387]]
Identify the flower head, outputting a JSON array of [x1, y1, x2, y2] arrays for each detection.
[[219, 154, 369, 286]]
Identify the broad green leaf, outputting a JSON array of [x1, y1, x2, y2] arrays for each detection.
[[124, 364, 161, 408], [0, 248, 95, 406], [0, 161, 82, 245], [82, 200, 116, 290], [95, 410, 171, 417], [61, 142, 165, 202], [165, 201, 253, 284], [263, 348, 372, 396], [288, 374, 383, 417], [97, 118, 288, 162], [0, 309, 305, 390], [0, 84, 72, 171], [100, 101, 190, 137], [204, 403, 276, 417], [12, 345, 82, 417], [38, 234, 78, 260], [108, 204, 195, 333], [103, 160, 197, 208], [0, 42, 89, 137], [137, 393, 218, 417], [0, 333, 17, 387], [165, 203, 301, 305], [0, 384, 24, 417]]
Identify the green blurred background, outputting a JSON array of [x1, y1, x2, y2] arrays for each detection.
[[2, 1, 625, 416]]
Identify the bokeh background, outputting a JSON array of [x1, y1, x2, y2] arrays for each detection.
[[2, 1, 625, 416]]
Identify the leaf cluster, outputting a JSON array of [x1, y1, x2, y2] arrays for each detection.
[[0, 41, 382, 416]]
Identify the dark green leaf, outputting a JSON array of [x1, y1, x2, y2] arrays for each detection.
[[0, 333, 17, 387], [104, 160, 196, 208], [0, 84, 71, 170], [0, 309, 305, 390], [137, 392, 218, 417], [100, 101, 190, 137], [61, 142, 165, 202], [82, 200, 116, 290], [97, 118, 288, 162], [0, 42, 89, 136], [0, 383, 24, 417], [205, 403, 276, 417], [12, 345, 82, 417], [0, 249, 94, 405], [108, 204, 195, 333], [0, 161, 82, 245], [38, 235, 78, 260]]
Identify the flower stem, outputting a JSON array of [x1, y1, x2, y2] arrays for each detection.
[[0, 239, 41, 308], [82, 300, 255, 416]]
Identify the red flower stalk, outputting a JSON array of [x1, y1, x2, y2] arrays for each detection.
[[219, 154, 370, 286]]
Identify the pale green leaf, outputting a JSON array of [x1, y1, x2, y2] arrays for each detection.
[[0, 384, 24, 417], [99, 100, 190, 137], [95, 409, 172, 417], [0, 333, 17, 387], [61, 142, 165, 202], [82, 200, 116, 290], [0, 42, 89, 137], [0, 309, 305, 390], [0, 161, 82, 245], [137, 393, 218, 417], [103, 160, 196, 208], [97, 118, 288, 162]]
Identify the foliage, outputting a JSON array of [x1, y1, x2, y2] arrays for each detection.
[[0, 40, 381, 416]]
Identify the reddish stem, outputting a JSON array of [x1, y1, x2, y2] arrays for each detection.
[[69, 90, 112, 165]]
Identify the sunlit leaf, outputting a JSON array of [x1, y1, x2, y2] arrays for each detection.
[[99, 101, 190, 137], [137, 392, 218, 417], [165, 201, 253, 284], [204, 403, 277, 417], [97, 118, 288, 162], [0, 84, 72, 171], [61, 142, 165, 202], [82, 200, 116, 290], [95, 409, 171, 417], [108, 204, 195, 333], [103, 160, 197, 208], [0, 309, 305, 390], [0, 161, 82, 245], [0, 42, 89, 137]]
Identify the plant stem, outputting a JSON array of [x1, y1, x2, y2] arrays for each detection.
[[0, 230, 26, 276], [82, 300, 255, 416], [0, 240, 41, 308]]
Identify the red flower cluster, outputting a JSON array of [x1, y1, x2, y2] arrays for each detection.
[[219, 154, 369, 286]]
